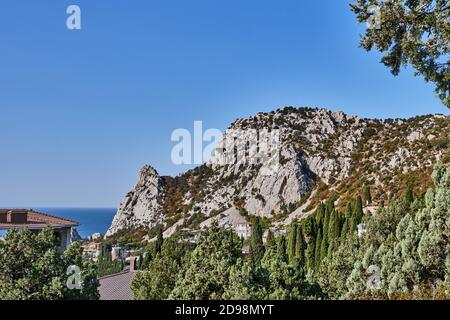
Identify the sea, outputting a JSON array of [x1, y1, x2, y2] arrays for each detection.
[[0, 208, 116, 239]]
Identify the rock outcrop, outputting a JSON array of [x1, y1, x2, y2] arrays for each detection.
[[106, 165, 165, 236], [106, 107, 450, 236]]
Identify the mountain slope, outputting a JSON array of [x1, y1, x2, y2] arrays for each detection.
[[106, 107, 450, 236]]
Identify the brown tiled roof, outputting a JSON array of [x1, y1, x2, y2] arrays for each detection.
[[0, 209, 79, 230], [98, 271, 138, 300]]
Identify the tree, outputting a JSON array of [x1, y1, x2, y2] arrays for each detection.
[[169, 225, 241, 299], [287, 220, 298, 263], [250, 217, 265, 265], [351, 0, 450, 108], [353, 196, 364, 223], [265, 230, 276, 250], [97, 245, 124, 277], [314, 229, 323, 271], [363, 184, 372, 205], [295, 224, 306, 266], [132, 235, 192, 300], [276, 236, 288, 263], [0, 228, 99, 300], [154, 224, 164, 254]]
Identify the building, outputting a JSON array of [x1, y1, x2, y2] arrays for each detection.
[[198, 207, 255, 239], [81, 242, 102, 262], [111, 246, 129, 261], [0, 209, 79, 254]]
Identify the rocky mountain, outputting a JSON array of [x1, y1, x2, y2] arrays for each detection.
[[106, 107, 450, 236], [106, 165, 165, 236]]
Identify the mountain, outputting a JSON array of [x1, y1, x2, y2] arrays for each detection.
[[106, 107, 450, 237]]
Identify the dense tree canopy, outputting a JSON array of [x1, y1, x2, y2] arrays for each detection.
[[0, 228, 99, 300], [351, 0, 450, 107], [131, 164, 449, 300]]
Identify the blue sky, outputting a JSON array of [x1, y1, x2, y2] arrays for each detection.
[[0, 0, 448, 207]]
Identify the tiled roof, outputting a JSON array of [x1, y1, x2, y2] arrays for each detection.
[[0, 209, 79, 230], [98, 271, 138, 300]]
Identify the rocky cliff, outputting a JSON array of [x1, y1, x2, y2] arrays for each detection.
[[107, 107, 450, 236], [106, 165, 165, 236]]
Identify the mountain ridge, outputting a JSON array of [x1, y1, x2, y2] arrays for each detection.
[[106, 107, 450, 237]]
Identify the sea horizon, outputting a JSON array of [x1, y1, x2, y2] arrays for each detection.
[[0, 207, 117, 239]]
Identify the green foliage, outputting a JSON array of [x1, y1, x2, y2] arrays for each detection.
[[132, 235, 192, 300], [0, 228, 99, 300], [250, 217, 265, 265], [351, 0, 450, 107], [97, 245, 124, 278], [130, 165, 449, 300], [287, 220, 298, 263], [169, 225, 242, 299]]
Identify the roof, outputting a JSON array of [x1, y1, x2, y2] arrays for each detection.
[[0, 209, 79, 230], [98, 271, 138, 300]]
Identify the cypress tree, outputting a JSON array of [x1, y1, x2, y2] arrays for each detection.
[[154, 225, 164, 255], [277, 236, 288, 263], [320, 231, 328, 262], [250, 217, 264, 265], [315, 203, 325, 225], [322, 206, 330, 248], [328, 210, 336, 242], [295, 224, 305, 265], [333, 211, 341, 239], [265, 230, 276, 250], [305, 241, 315, 272], [363, 184, 372, 205], [314, 229, 322, 271], [404, 188, 414, 205], [340, 219, 349, 242], [353, 196, 364, 223], [287, 220, 298, 263], [345, 202, 353, 218]]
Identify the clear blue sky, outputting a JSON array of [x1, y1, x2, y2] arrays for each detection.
[[0, 0, 448, 207]]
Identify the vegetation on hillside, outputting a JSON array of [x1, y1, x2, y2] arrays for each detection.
[[131, 165, 450, 300]]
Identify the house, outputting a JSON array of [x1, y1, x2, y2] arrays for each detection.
[[111, 246, 129, 261], [199, 207, 253, 239], [81, 242, 102, 262], [0, 209, 79, 254]]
